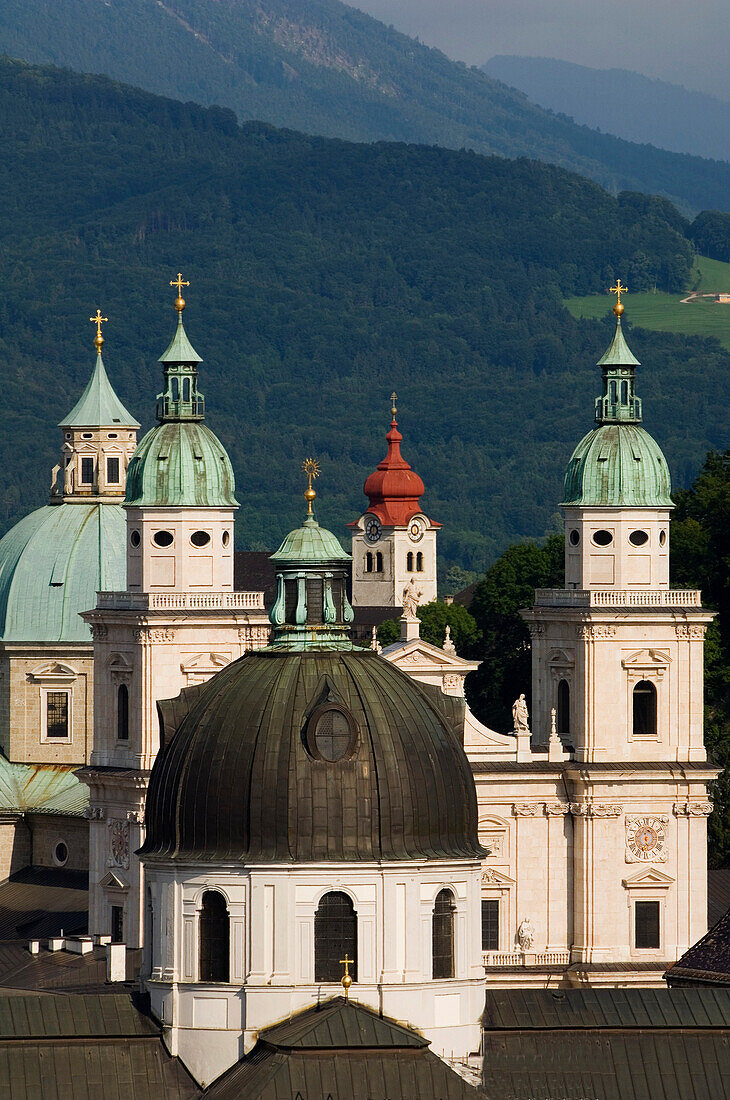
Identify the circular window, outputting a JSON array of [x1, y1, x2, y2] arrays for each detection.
[[592, 530, 613, 547], [629, 530, 649, 547], [53, 842, 68, 867], [222, 530, 230, 547], [569, 529, 580, 546], [190, 530, 211, 547], [659, 530, 667, 546], [130, 530, 141, 548], [307, 706, 356, 762], [153, 530, 174, 548]]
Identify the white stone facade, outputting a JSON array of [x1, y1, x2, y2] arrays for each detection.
[[350, 513, 438, 609]]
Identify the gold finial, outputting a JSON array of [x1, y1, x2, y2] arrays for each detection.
[[170, 272, 190, 313], [340, 954, 354, 1000], [609, 279, 628, 316], [390, 391, 398, 419], [302, 457, 320, 515], [90, 309, 108, 352]]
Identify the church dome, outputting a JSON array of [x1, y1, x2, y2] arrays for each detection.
[[124, 421, 237, 508], [361, 407, 429, 527], [562, 423, 673, 508], [141, 648, 483, 863], [0, 502, 127, 642]]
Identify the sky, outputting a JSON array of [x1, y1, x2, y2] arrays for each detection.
[[352, 0, 730, 101]]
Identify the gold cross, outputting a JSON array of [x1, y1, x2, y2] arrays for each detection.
[[170, 272, 190, 295], [390, 391, 397, 418], [340, 954, 354, 999], [90, 309, 108, 351], [609, 279, 628, 306]]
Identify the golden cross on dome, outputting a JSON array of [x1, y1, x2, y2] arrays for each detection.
[[170, 272, 190, 312], [89, 309, 108, 352], [302, 457, 320, 515], [609, 279, 628, 316], [390, 391, 398, 418], [340, 954, 354, 999]]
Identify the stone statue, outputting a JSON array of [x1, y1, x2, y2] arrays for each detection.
[[63, 457, 74, 495], [512, 693, 529, 734], [517, 917, 534, 952], [442, 625, 456, 655], [401, 577, 423, 620], [370, 626, 382, 654]]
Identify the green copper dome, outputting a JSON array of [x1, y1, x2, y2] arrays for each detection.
[[124, 421, 237, 508], [271, 514, 351, 565], [0, 502, 127, 642], [563, 424, 673, 507], [59, 352, 139, 429]]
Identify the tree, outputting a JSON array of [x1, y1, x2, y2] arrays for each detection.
[[376, 599, 480, 652], [465, 534, 564, 732]]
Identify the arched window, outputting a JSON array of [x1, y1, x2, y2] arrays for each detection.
[[365, 552, 373, 573], [199, 891, 229, 982], [633, 680, 657, 737], [406, 551, 414, 571], [416, 551, 424, 572], [621, 380, 628, 404], [182, 377, 191, 402], [557, 679, 570, 735], [375, 551, 383, 572], [432, 888, 455, 979], [117, 684, 129, 741], [170, 376, 179, 401], [609, 380, 617, 404], [314, 891, 357, 983]]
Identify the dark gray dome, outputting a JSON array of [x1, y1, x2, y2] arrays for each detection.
[[141, 650, 484, 863]]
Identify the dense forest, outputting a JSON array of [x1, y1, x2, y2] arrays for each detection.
[[0, 59, 727, 579], [1, 0, 730, 212]]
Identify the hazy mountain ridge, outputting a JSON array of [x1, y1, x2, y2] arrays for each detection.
[[483, 56, 730, 164], [0, 0, 730, 212]]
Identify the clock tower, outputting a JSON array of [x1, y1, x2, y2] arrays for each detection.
[[348, 396, 440, 617]]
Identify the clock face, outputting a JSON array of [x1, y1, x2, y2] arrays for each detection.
[[364, 515, 382, 543], [408, 517, 425, 542], [626, 816, 666, 862]]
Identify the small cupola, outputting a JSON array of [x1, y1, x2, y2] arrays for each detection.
[[268, 460, 354, 650], [155, 274, 205, 422], [594, 281, 642, 425]]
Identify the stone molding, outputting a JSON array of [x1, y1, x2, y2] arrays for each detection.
[[674, 624, 706, 639], [570, 802, 623, 817], [544, 803, 570, 816], [673, 801, 713, 816], [526, 623, 545, 637], [84, 805, 105, 820], [89, 624, 108, 640], [133, 627, 175, 643], [576, 624, 616, 639], [512, 803, 539, 817], [107, 819, 130, 870]]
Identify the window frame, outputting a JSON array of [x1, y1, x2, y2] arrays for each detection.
[[117, 683, 129, 742], [432, 888, 456, 979], [314, 890, 358, 984], [42, 688, 71, 742], [481, 898, 499, 953], [305, 703, 358, 763], [106, 456, 120, 484], [199, 890, 230, 983], [634, 899, 661, 952], [80, 456, 95, 485]]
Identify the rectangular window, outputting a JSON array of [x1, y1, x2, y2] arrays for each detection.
[[481, 899, 499, 952], [106, 457, 120, 484], [635, 901, 660, 949], [111, 905, 124, 944], [80, 457, 94, 484], [46, 692, 69, 739]]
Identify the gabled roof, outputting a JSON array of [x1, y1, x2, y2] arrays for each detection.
[[666, 907, 730, 986], [59, 353, 139, 429], [261, 995, 427, 1049]]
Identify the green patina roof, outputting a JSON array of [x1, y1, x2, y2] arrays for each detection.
[[158, 313, 202, 365], [563, 423, 673, 507], [596, 317, 640, 367], [271, 514, 351, 564], [59, 353, 139, 429], [0, 502, 127, 642], [0, 759, 88, 815], [124, 421, 237, 508]]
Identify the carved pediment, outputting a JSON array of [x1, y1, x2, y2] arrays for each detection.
[[180, 652, 232, 683], [622, 867, 674, 889], [386, 640, 477, 673], [28, 661, 78, 684], [549, 648, 574, 667], [99, 870, 129, 891], [481, 867, 514, 887], [107, 652, 132, 671], [622, 649, 671, 671]]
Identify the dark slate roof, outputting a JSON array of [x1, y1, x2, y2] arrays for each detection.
[[666, 908, 730, 987], [0, 868, 88, 940], [483, 988, 730, 1028], [205, 997, 478, 1099], [143, 650, 484, 863], [710, 870, 730, 928], [0, 993, 198, 1098], [0, 943, 142, 995], [233, 551, 276, 606]]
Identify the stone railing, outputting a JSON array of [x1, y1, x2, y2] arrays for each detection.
[[535, 588, 702, 608], [483, 951, 571, 967], [97, 591, 266, 611]]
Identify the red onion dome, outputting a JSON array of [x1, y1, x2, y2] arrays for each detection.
[[361, 418, 428, 526]]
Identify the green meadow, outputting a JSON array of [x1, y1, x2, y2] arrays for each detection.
[[565, 255, 730, 352]]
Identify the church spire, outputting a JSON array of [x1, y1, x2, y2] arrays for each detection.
[[594, 281, 642, 425], [155, 273, 205, 423]]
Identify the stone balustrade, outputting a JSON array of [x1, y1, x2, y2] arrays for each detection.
[[97, 591, 266, 611], [535, 588, 701, 608]]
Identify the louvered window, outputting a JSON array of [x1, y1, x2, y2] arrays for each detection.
[[314, 892, 357, 983], [481, 899, 499, 952], [635, 901, 660, 949]]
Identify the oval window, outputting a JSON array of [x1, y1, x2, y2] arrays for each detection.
[[569, 529, 580, 546], [54, 841, 68, 866], [107, 433, 118, 439], [308, 707, 355, 762], [153, 530, 174, 548], [222, 530, 231, 547], [592, 530, 613, 546], [629, 530, 649, 546], [130, 530, 141, 548], [659, 530, 667, 547], [190, 530, 211, 547]]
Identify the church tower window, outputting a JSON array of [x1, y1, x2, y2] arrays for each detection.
[[117, 684, 129, 741], [106, 457, 120, 484], [199, 891, 229, 982], [432, 888, 455, 979], [633, 680, 657, 737], [407, 551, 414, 571], [80, 457, 94, 484], [634, 900, 660, 949], [375, 551, 383, 572], [314, 891, 357, 983], [557, 679, 570, 735], [365, 552, 373, 573], [416, 551, 424, 572], [481, 899, 499, 952]]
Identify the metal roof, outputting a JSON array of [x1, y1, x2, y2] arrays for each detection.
[[271, 514, 351, 565], [124, 421, 237, 508], [261, 996, 427, 1049], [0, 761, 87, 817], [667, 906, 730, 988], [483, 988, 730, 1029], [597, 316, 641, 367], [562, 422, 673, 508], [0, 868, 88, 940], [59, 353, 139, 430]]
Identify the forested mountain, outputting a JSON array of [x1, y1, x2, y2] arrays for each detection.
[[1, 0, 730, 213], [0, 59, 727, 576], [484, 56, 730, 164]]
